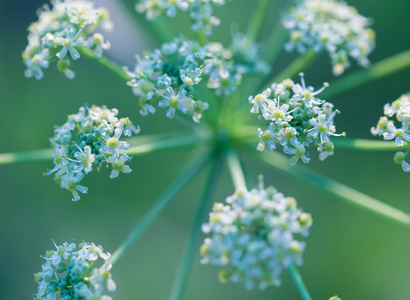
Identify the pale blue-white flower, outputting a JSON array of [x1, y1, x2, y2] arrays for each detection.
[[200, 177, 312, 290]]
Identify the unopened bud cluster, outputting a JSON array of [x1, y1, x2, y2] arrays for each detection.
[[282, 0, 375, 75], [136, 0, 230, 36], [249, 74, 345, 165], [371, 93, 410, 172], [46, 105, 140, 201], [23, 0, 112, 80], [126, 36, 268, 121], [34, 241, 115, 300], [200, 177, 312, 290]]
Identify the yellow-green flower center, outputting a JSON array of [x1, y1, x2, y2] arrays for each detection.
[[112, 160, 124, 171], [169, 96, 179, 108], [107, 137, 119, 148]]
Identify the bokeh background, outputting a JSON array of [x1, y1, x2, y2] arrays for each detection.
[[1, 0, 410, 299]]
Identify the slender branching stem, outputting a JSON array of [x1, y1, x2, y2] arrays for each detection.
[[120, 0, 175, 45], [169, 150, 223, 300], [287, 264, 313, 300], [262, 24, 287, 68], [247, 0, 271, 42], [272, 48, 317, 83], [146, 17, 176, 44], [127, 132, 209, 156], [0, 133, 207, 166], [333, 138, 405, 151], [226, 148, 247, 190], [195, 30, 208, 47], [0, 148, 52, 165], [78, 48, 130, 81], [323, 49, 410, 99], [255, 150, 410, 225], [109, 150, 211, 265], [261, 0, 296, 68], [257, 48, 317, 94]]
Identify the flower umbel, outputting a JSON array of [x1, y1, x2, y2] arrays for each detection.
[[283, 0, 375, 75], [46, 105, 140, 200], [200, 177, 312, 290], [23, 0, 113, 79], [249, 74, 345, 165], [126, 36, 268, 122], [135, 0, 230, 36], [371, 93, 410, 172], [34, 241, 115, 300]]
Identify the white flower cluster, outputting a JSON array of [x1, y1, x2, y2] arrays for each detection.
[[371, 93, 410, 172], [126, 36, 269, 121], [136, 0, 229, 36], [230, 32, 271, 76], [46, 105, 140, 201], [34, 241, 115, 300], [282, 0, 375, 75], [200, 177, 312, 290], [249, 74, 345, 165], [23, 0, 112, 80]]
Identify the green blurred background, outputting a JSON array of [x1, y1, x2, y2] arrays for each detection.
[[1, 0, 410, 299]]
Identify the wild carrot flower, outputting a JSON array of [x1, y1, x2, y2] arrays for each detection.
[[126, 36, 268, 121], [136, 0, 231, 36], [200, 177, 312, 290], [34, 241, 115, 300], [249, 74, 345, 165], [46, 105, 140, 200], [23, 0, 112, 79], [372, 93, 410, 172], [283, 0, 375, 75]]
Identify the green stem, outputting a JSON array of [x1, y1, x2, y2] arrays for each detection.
[[195, 30, 208, 47], [287, 264, 312, 300], [147, 18, 176, 44], [258, 48, 317, 94], [169, 150, 223, 300], [126, 132, 208, 156], [84, 261, 95, 278], [272, 48, 317, 83], [226, 148, 247, 189], [254, 150, 410, 226], [121, 0, 175, 45], [323, 49, 410, 99], [333, 138, 404, 151], [78, 48, 130, 81], [109, 150, 211, 265], [0, 132, 207, 166], [247, 0, 271, 41], [0, 148, 52, 165], [262, 24, 288, 68]]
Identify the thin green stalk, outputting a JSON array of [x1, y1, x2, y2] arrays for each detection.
[[247, 0, 271, 41], [109, 150, 211, 265], [195, 30, 208, 47], [0, 148, 52, 165], [169, 151, 223, 300], [323, 49, 410, 99], [272, 48, 317, 83], [254, 150, 410, 226], [226, 148, 247, 189], [262, 24, 288, 67], [257, 48, 317, 94], [146, 17, 176, 44], [78, 48, 130, 81], [261, 0, 295, 67], [333, 138, 404, 151], [287, 264, 312, 300], [121, 0, 175, 45], [126, 132, 208, 156], [0, 132, 207, 166]]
